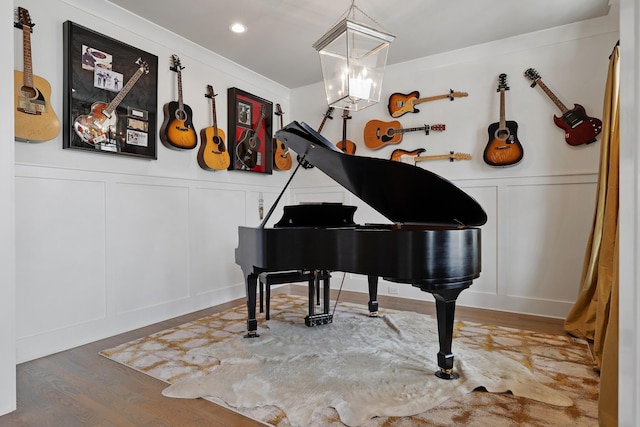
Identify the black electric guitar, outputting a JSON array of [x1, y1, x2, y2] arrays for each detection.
[[524, 68, 602, 146], [483, 73, 524, 167], [197, 85, 230, 170], [160, 55, 197, 150], [298, 106, 334, 169], [73, 59, 149, 145], [14, 7, 60, 142], [273, 104, 292, 171], [236, 104, 266, 169], [336, 109, 356, 154]]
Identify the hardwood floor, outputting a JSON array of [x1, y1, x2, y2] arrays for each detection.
[[0, 285, 568, 427]]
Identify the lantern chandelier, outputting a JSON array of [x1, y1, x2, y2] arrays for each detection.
[[313, 0, 395, 111]]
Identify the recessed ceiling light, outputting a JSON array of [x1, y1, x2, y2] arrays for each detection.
[[230, 23, 247, 34]]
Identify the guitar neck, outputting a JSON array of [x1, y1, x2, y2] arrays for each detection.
[[176, 70, 185, 111], [535, 79, 569, 114], [415, 153, 468, 162], [21, 23, 33, 88], [393, 125, 429, 135], [414, 93, 454, 105], [211, 97, 219, 138], [104, 67, 145, 117], [499, 89, 506, 129]]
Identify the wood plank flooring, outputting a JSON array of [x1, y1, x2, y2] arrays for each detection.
[[0, 285, 568, 427]]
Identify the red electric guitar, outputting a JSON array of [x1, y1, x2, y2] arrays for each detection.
[[524, 68, 602, 146]]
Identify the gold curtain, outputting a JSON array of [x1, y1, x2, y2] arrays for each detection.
[[563, 44, 619, 427]]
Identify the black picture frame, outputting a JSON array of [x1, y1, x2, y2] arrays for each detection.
[[227, 87, 273, 173], [63, 21, 158, 159]]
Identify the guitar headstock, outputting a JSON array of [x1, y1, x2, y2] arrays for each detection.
[[524, 68, 541, 87], [275, 103, 283, 116], [135, 58, 150, 74], [169, 54, 183, 72], [205, 85, 216, 98], [341, 109, 352, 120], [497, 73, 509, 91], [452, 152, 472, 161], [15, 7, 33, 29], [429, 124, 446, 132], [324, 106, 335, 120], [448, 90, 468, 100]]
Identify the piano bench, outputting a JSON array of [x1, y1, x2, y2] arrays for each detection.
[[258, 270, 332, 325]]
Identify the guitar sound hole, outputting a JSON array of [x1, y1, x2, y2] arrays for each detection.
[[494, 129, 511, 141], [19, 85, 37, 98], [174, 109, 187, 121]]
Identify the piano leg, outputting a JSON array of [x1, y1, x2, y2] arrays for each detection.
[[367, 275, 379, 316], [244, 273, 260, 338], [431, 284, 469, 380]]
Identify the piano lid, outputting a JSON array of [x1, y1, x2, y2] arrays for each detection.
[[275, 121, 487, 227]]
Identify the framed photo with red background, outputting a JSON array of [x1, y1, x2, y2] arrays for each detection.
[[227, 87, 273, 173]]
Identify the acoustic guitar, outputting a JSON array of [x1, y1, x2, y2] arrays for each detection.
[[273, 104, 292, 171], [524, 68, 602, 146], [14, 7, 60, 142], [236, 104, 266, 169], [364, 120, 445, 150], [387, 89, 468, 118], [298, 106, 334, 169], [160, 55, 197, 150], [390, 148, 471, 164], [336, 109, 356, 154], [197, 85, 230, 170], [483, 73, 524, 167], [73, 59, 149, 146]]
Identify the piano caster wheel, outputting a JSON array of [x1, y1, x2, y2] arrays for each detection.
[[244, 331, 260, 338], [435, 368, 459, 380], [368, 311, 379, 317]]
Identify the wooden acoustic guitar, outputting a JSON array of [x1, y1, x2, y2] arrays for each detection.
[[14, 7, 60, 142], [236, 104, 266, 169], [197, 85, 230, 170], [336, 109, 356, 154], [483, 73, 524, 167], [160, 55, 197, 150], [387, 89, 468, 118], [524, 68, 602, 146], [73, 59, 149, 146], [390, 148, 471, 164], [273, 104, 292, 171], [364, 120, 445, 150], [298, 106, 334, 169]]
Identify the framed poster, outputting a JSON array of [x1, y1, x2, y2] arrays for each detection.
[[62, 21, 158, 159], [227, 87, 273, 173]]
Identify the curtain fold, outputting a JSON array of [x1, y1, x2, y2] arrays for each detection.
[[563, 44, 619, 427]]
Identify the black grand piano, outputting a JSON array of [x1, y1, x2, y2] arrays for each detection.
[[235, 121, 487, 379]]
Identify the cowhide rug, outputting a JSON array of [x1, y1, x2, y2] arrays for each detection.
[[161, 309, 571, 427]]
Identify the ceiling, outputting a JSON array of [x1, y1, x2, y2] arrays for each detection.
[[106, 0, 612, 89]]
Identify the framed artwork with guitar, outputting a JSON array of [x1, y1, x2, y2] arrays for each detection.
[[62, 21, 158, 158], [227, 87, 273, 174]]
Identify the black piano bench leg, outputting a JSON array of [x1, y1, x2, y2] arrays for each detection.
[[244, 273, 260, 338], [430, 285, 469, 380], [367, 275, 379, 316]]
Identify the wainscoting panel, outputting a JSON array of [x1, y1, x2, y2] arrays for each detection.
[[106, 182, 191, 315], [190, 187, 246, 296], [15, 176, 107, 338], [504, 181, 596, 303]]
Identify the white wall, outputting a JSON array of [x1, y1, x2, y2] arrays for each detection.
[[290, 10, 619, 318], [7, 0, 619, 364], [0, 0, 16, 416], [12, 0, 292, 363]]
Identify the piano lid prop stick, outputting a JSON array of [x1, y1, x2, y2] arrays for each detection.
[[258, 153, 307, 228]]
